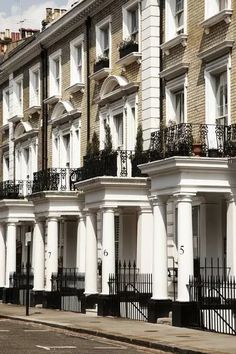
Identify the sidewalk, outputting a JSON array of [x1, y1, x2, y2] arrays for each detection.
[[0, 303, 236, 354]]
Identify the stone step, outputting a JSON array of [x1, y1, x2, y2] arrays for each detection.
[[157, 317, 172, 325]]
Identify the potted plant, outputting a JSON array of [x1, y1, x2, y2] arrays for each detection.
[[119, 37, 139, 58], [192, 136, 203, 157], [94, 55, 109, 72], [101, 124, 117, 176], [131, 124, 148, 177]]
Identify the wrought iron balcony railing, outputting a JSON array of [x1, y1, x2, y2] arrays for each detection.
[[149, 123, 236, 159], [32, 168, 81, 193], [0, 180, 33, 200]]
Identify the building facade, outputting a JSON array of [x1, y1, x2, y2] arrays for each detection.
[[1, 0, 236, 333]]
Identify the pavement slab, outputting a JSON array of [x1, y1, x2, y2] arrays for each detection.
[[0, 304, 236, 354]]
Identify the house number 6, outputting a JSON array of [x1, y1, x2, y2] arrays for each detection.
[[104, 250, 108, 256], [180, 245, 184, 255]]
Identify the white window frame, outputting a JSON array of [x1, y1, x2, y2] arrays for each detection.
[[122, 0, 141, 44], [49, 49, 62, 97], [205, 0, 231, 19], [13, 74, 23, 116], [204, 55, 231, 126], [2, 87, 10, 124], [70, 35, 84, 86], [15, 138, 38, 180], [165, 0, 187, 42], [29, 63, 40, 107], [166, 74, 188, 124], [95, 16, 112, 64]]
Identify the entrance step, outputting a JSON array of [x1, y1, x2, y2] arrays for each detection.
[[157, 317, 172, 325]]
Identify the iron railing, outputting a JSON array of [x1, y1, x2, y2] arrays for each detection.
[[109, 261, 152, 295], [9, 268, 34, 289], [51, 268, 85, 294], [0, 180, 33, 199], [149, 123, 236, 159], [32, 168, 80, 193]]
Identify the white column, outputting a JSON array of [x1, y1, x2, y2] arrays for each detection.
[[5, 222, 17, 287], [76, 213, 86, 272], [176, 194, 195, 302], [85, 210, 97, 294], [152, 197, 168, 300], [46, 218, 58, 291], [226, 194, 236, 276], [101, 208, 115, 295], [0, 224, 6, 287], [33, 221, 45, 291], [137, 207, 153, 273]]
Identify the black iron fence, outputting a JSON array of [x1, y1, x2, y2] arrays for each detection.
[[189, 275, 236, 335], [9, 268, 34, 289], [51, 268, 85, 294], [0, 180, 33, 199], [149, 123, 236, 159], [108, 261, 152, 322], [32, 168, 81, 193]]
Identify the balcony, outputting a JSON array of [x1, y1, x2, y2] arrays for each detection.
[[0, 180, 33, 200], [31, 152, 149, 193], [32, 168, 81, 194], [149, 123, 236, 160]]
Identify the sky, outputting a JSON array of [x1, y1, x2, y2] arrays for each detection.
[[0, 0, 76, 32]]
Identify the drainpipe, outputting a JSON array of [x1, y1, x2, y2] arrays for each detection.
[[85, 16, 91, 143], [40, 46, 48, 171], [159, 0, 163, 126]]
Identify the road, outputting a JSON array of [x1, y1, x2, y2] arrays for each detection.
[[0, 318, 169, 353]]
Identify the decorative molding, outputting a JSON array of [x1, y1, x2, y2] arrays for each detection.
[[201, 9, 233, 34], [161, 34, 188, 55], [160, 62, 189, 81], [198, 40, 234, 62]]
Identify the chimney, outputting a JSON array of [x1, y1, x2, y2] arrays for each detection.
[[54, 9, 61, 20], [5, 29, 10, 39], [46, 8, 53, 23], [61, 9, 67, 16]]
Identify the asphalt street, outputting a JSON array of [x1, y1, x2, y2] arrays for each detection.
[[0, 319, 169, 354]]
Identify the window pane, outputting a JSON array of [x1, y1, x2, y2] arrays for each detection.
[[216, 71, 227, 123], [102, 27, 109, 57], [175, 91, 184, 123], [114, 113, 123, 147]]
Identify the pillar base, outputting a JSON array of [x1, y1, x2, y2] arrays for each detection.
[[80, 294, 99, 313], [97, 294, 120, 317], [2, 288, 19, 304], [172, 301, 200, 328], [0, 287, 3, 301], [42, 291, 61, 310], [30, 291, 44, 307], [148, 299, 172, 323]]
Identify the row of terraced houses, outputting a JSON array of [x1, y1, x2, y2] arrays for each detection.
[[1, 0, 236, 334]]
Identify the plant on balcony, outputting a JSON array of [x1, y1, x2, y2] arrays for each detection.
[[132, 124, 148, 177], [94, 55, 109, 72], [119, 38, 139, 58], [101, 124, 117, 176], [192, 135, 203, 157], [83, 133, 101, 179]]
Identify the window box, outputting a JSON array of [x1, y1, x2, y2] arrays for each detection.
[[119, 41, 139, 58], [94, 57, 110, 73]]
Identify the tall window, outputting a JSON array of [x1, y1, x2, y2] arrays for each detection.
[[175, 0, 184, 34], [165, 0, 186, 41], [3, 154, 9, 181], [63, 134, 70, 166], [96, 16, 111, 63], [29, 64, 40, 107], [130, 6, 139, 41], [49, 50, 61, 96], [101, 25, 109, 58], [70, 36, 84, 85], [219, 0, 228, 10], [175, 90, 184, 123], [205, 0, 230, 19], [13, 76, 23, 116], [114, 113, 124, 148], [216, 71, 228, 125], [3, 88, 10, 124], [76, 45, 82, 81]]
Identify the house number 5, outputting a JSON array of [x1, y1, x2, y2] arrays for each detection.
[[180, 245, 184, 255]]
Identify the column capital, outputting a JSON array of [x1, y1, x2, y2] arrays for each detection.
[[47, 217, 58, 223], [84, 208, 97, 217], [7, 222, 17, 227], [77, 211, 86, 221], [149, 195, 168, 207], [174, 193, 196, 203], [100, 206, 115, 214], [226, 193, 236, 203]]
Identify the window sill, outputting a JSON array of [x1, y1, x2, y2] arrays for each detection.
[[65, 83, 85, 94], [198, 40, 234, 62], [161, 34, 188, 55], [201, 9, 233, 34], [24, 105, 41, 117], [116, 52, 142, 68], [8, 114, 24, 123], [90, 68, 111, 81], [44, 95, 61, 105]]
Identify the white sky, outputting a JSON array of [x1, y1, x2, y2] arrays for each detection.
[[0, 0, 76, 32]]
